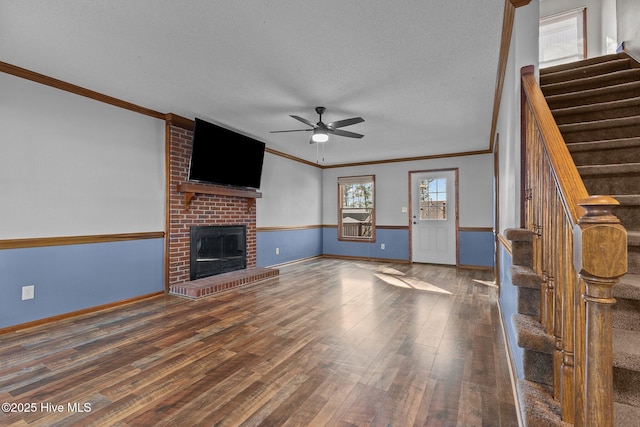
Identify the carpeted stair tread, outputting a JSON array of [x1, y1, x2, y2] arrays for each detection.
[[552, 96, 640, 117], [544, 80, 640, 110], [510, 265, 542, 289], [613, 284, 640, 331], [542, 69, 640, 96], [516, 379, 570, 427], [613, 329, 640, 411], [613, 194, 640, 205], [612, 196, 640, 230], [616, 273, 640, 300], [613, 301, 640, 332], [567, 137, 640, 153], [540, 58, 631, 88], [629, 232, 640, 276], [578, 165, 640, 195], [614, 401, 640, 427], [558, 115, 640, 133], [613, 367, 640, 408], [577, 162, 640, 176], [506, 227, 534, 242], [568, 137, 640, 152], [513, 313, 555, 354], [540, 53, 625, 76], [613, 328, 640, 371], [559, 116, 640, 142], [567, 138, 640, 165], [551, 97, 640, 124], [506, 228, 535, 267]]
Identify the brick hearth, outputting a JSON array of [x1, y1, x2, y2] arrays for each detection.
[[169, 267, 279, 299]]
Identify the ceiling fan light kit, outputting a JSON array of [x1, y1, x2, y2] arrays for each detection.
[[271, 106, 364, 144], [311, 128, 329, 143]]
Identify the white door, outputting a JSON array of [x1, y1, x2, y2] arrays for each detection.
[[411, 170, 457, 265]]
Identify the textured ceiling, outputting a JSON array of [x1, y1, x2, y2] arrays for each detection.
[[1, 1, 505, 166]]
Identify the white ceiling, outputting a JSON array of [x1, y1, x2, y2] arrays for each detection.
[[1, 1, 505, 166]]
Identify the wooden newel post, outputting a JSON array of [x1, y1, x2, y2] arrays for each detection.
[[573, 196, 627, 427]]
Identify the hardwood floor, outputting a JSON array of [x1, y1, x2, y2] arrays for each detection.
[[0, 258, 517, 426]]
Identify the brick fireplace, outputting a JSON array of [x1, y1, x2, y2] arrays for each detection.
[[166, 115, 275, 296]]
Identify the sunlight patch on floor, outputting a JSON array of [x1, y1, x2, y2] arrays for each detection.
[[374, 273, 452, 294], [473, 279, 498, 288], [356, 263, 407, 276]]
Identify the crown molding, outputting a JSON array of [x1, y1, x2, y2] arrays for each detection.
[[0, 61, 165, 120]]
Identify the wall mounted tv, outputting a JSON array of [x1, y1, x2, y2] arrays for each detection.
[[188, 118, 266, 189]]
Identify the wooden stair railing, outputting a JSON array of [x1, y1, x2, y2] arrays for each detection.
[[520, 65, 628, 427]]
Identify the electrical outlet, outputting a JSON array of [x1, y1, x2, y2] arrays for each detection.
[[401, 207, 408, 213], [275, 247, 280, 255], [22, 285, 35, 300], [381, 243, 385, 250]]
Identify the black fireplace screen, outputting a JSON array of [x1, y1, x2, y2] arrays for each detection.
[[190, 225, 246, 280]]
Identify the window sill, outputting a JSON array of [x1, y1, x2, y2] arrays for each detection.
[[338, 237, 376, 243]]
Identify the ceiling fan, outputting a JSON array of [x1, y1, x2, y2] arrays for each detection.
[[271, 106, 364, 143]]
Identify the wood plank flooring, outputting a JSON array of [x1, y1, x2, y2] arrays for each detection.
[[0, 258, 517, 426]]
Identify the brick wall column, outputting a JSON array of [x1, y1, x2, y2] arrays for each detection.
[[168, 122, 257, 286]]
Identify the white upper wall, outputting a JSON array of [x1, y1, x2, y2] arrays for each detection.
[[497, 0, 540, 234], [322, 154, 494, 228], [0, 72, 165, 239], [2, 66, 491, 239], [540, 0, 612, 57], [259, 150, 494, 230], [617, 0, 640, 59], [2, 68, 496, 238], [256, 153, 323, 227]]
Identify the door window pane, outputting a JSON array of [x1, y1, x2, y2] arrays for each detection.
[[419, 177, 446, 220]]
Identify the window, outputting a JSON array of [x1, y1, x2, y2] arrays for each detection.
[[338, 175, 375, 241], [419, 177, 447, 220], [539, 8, 586, 68]]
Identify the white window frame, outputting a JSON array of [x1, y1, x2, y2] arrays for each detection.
[[539, 8, 587, 69], [419, 177, 448, 221]]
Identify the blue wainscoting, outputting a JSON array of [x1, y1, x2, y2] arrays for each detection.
[[0, 238, 164, 329], [499, 244, 524, 379], [257, 227, 323, 267], [459, 229, 495, 267], [322, 227, 410, 261], [258, 226, 492, 268]]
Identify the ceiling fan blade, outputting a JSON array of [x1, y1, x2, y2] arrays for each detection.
[[328, 128, 364, 139], [290, 115, 317, 128], [327, 117, 364, 129], [270, 129, 313, 133]]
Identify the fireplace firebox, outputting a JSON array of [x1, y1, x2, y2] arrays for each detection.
[[190, 225, 246, 280]]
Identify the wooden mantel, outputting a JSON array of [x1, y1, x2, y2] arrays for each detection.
[[177, 182, 262, 211]]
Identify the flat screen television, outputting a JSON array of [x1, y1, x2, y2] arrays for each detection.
[[188, 118, 266, 189]]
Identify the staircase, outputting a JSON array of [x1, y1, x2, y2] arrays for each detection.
[[509, 53, 640, 426]]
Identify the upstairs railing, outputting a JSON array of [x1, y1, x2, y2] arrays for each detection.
[[520, 65, 627, 427]]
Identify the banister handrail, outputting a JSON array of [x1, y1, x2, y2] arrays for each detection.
[[520, 66, 588, 224]]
